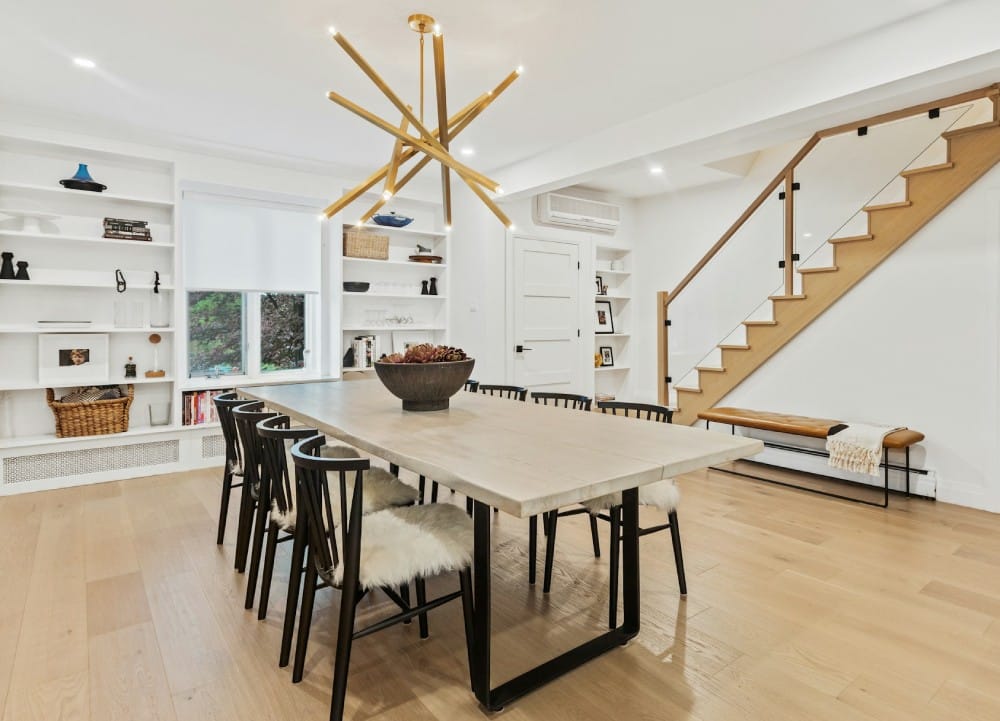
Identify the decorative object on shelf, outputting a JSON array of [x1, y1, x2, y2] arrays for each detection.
[[38, 333, 110, 385], [594, 352, 603, 368], [343, 227, 390, 260], [416, 243, 433, 254], [343, 281, 370, 293], [13, 261, 29, 281], [322, 16, 521, 229], [428, 277, 438, 295], [104, 217, 152, 241], [595, 275, 605, 295], [408, 253, 443, 263], [599, 346, 614, 367], [124, 356, 137, 378], [115, 268, 127, 293], [0, 210, 59, 234], [375, 344, 474, 411], [595, 300, 615, 334], [0, 252, 14, 280], [145, 333, 166, 378], [46, 384, 134, 438], [149, 271, 170, 327], [342, 345, 356, 368], [595, 393, 616, 403], [372, 211, 414, 228], [59, 163, 107, 193], [421, 279, 429, 295], [148, 401, 171, 427]]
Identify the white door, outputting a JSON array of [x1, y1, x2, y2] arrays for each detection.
[[511, 236, 581, 390]]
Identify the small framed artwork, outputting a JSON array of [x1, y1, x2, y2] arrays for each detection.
[[595, 300, 615, 334], [599, 346, 614, 367], [595, 275, 605, 295], [391, 331, 432, 354], [38, 333, 110, 386]]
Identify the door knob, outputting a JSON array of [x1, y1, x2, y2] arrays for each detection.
[[515, 345, 533, 352]]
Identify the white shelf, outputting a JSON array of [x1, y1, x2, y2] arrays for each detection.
[[343, 326, 445, 332], [595, 244, 629, 254], [595, 365, 630, 372], [0, 228, 173, 249], [342, 367, 376, 373], [348, 224, 447, 239], [0, 423, 199, 450], [594, 294, 630, 301], [179, 376, 338, 392], [594, 269, 630, 277], [595, 333, 630, 338], [0, 278, 173, 290], [343, 292, 446, 300], [343, 257, 447, 269], [0, 376, 174, 391], [0, 180, 174, 208], [0, 324, 175, 334]]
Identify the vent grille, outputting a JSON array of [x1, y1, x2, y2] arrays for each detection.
[[3, 440, 179, 485], [548, 193, 621, 222], [202, 435, 226, 459]]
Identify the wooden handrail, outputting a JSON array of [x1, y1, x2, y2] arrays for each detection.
[[665, 83, 999, 306]]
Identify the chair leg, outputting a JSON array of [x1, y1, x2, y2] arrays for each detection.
[[414, 577, 429, 639], [528, 515, 538, 585], [400, 583, 411, 625], [458, 568, 476, 692], [418, 476, 426, 505], [217, 466, 233, 545], [258, 523, 280, 620], [330, 574, 360, 721], [465, 496, 473, 516], [589, 514, 601, 558], [543, 511, 559, 593], [292, 550, 318, 683], [668, 509, 687, 596], [431, 481, 439, 503], [608, 506, 621, 629], [234, 478, 254, 571], [280, 516, 307, 667], [244, 496, 270, 610]]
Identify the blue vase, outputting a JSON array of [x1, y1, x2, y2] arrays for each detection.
[[72, 164, 95, 182]]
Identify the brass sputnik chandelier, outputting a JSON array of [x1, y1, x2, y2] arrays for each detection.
[[322, 14, 521, 229]]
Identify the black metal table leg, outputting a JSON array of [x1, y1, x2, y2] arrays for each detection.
[[905, 446, 911, 496], [883, 449, 889, 508], [470, 492, 641, 712]]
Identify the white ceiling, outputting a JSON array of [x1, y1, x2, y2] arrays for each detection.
[[1, 0, 958, 187]]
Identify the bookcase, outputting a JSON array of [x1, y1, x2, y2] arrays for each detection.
[[593, 242, 633, 402]]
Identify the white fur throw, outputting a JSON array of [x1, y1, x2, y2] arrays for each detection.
[[330, 503, 473, 589], [582, 479, 680, 514], [827, 423, 902, 476]]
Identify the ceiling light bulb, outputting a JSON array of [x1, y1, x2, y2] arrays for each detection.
[[382, 190, 393, 200], [444, 225, 452, 232], [650, 166, 664, 175], [516, 65, 525, 75], [327, 26, 337, 36], [355, 220, 365, 227], [73, 57, 96, 69], [316, 214, 326, 221], [460, 147, 475, 157], [803, 232, 813, 238], [508, 223, 517, 231], [433, 24, 442, 35], [496, 186, 505, 195]]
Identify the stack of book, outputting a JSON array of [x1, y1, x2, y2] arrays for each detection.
[[104, 217, 152, 241], [182, 388, 232, 426], [350, 335, 380, 369]]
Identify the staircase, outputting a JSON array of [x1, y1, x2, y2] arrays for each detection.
[[665, 93, 1000, 426]]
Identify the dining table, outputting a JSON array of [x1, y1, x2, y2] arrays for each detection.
[[240, 379, 762, 712]]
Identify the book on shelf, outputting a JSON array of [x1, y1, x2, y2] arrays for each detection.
[[103, 216, 152, 241], [182, 388, 233, 425], [349, 335, 380, 369]]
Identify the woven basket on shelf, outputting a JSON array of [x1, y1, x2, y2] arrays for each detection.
[[46, 385, 134, 438], [343, 228, 389, 260]]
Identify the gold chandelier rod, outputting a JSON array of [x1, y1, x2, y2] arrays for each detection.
[[432, 31, 452, 227]]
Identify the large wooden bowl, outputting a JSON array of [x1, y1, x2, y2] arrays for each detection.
[[374, 358, 475, 411]]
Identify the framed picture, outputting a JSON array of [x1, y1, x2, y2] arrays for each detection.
[[391, 331, 433, 354], [38, 333, 110, 386], [599, 346, 614, 367], [595, 275, 605, 295], [595, 300, 615, 334]]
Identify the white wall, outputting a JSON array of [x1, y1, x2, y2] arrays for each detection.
[[631, 139, 1000, 512]]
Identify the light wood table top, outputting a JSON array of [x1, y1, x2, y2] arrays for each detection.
[[240, 380, 762, 518]]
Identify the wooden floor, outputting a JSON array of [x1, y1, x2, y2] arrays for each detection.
[[2, 464, 1000, 721]]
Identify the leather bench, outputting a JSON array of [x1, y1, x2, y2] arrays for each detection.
[[697, 406, 925, 507]]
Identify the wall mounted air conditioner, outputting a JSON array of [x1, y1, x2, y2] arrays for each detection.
[[533, 192, 621, 234]]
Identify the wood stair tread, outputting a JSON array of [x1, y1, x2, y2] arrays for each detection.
[[696, 366, 726, 373], [797, 266, 838, 274], [719, 344, 750, 350], [942, 120, 1000, 139], [829, 234, 874, 244], [900, 162, 954, 177], [743, 320, 778, 326], [864, 201, 912, 212], [675, 387, 702, 394], [768, 294, 806, 301]]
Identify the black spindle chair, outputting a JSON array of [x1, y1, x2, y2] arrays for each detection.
[[478, 383, 528, 401], [291, 435, 475, 720], [544, 400, 687, 629], [213, 392, 246, 545], [232, 402, 278, 588], [464, 379, 479, 392]]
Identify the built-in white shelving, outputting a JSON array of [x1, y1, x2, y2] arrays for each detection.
[[0, 228, 174, 249], [0, 180, 174, 207], [593, 243, 633, 400]]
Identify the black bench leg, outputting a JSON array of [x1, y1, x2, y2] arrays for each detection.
[[883, 449, 889, 508], [905, 446, 911, 497]]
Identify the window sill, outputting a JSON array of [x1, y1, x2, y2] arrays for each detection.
[[180, 375, 336, 391]]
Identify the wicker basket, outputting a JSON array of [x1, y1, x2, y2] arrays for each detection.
[[343, 228, 389, 260], [46, 385, 134, 438]]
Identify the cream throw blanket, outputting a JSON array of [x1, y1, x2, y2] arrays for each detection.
[[826, 423, 903, 476]]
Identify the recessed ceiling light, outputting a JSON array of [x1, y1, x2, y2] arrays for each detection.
[[650, 166, 664, 175], [803, 232, 813, 238], [73, 57, 96, 69], [460, 147, 475, 157]]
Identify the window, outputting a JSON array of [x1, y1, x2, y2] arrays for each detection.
[[187, 291, 312, 379]]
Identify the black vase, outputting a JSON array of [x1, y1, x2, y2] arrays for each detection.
[[0, 252, 13, 280], [421, 280, 429, 296], [14, 261, 29, 281], [429, 277, 438, 296]]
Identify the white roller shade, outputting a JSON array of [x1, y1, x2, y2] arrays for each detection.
[[183, 191, 321, 293]]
